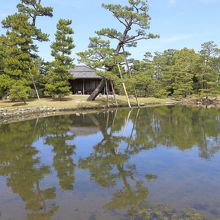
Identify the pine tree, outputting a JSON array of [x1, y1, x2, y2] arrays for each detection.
[[0, 36, 4, 73], [78, 0, 158, 101], [0, 36, 5, 98], [126, 54, 157, 97], [152, 50, 176, 96], [172, 49, 198, 97], [150, 49, 199, 97], [17, 0, 53, 99], [1, 13, 38, 102], [197, 41, 220, 95], [17, 0, 53, 41], [45, 19, 75, 99]]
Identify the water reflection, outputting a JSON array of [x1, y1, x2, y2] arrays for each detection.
[[0, 121, 58, 220], [0, 106, 220, 219], [44, 118, 76, 191], [79, 109, 150, 216]]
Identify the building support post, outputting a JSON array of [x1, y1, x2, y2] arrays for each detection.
[[105, 79, 110, 108], [83, 79, 85, 95]]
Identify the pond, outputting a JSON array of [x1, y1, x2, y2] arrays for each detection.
[[0, 105, 220, 220]]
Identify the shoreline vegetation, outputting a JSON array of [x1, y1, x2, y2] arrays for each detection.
[[1, 95, 220, 124]]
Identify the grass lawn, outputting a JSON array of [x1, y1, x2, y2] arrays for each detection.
[[0, 95, 175, 110]]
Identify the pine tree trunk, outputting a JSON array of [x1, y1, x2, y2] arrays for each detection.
[[87, 78, 105, 101]]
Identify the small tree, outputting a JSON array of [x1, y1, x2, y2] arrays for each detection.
[[45, 19, 75, 99], [9, 82, 31, 103]]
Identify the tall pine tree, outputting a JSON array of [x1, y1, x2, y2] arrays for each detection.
[[17, 0, 53, 99], [1, 13, 39, 102], [45, 19, 75, 99]]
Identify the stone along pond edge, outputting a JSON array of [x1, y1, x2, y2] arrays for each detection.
[[1, 96, 220, 124], [0, 101, 179, 124]]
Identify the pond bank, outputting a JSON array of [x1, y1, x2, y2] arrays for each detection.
[[181, 96, 220, 106], [1, 95, 220, 124], [0, 95, 176, 124]]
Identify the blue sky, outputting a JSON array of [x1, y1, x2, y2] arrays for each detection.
[[0, 0, 220, 62]]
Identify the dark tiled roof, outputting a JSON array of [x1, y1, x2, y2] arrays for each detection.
[[69, 65, 101, 79]]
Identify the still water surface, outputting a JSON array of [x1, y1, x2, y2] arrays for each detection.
[[0, 106, 220, 220]]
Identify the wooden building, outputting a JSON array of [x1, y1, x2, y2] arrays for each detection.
[[69, 65, 110, 95]]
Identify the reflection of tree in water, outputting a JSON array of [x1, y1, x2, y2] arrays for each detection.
[[0, 106, 220, 219], [44, 116, 76, 191], [129, 106, 220, 159], [78, 107, 219, 219], [0, 121, 58, 220], [79, 109, 150, 216]]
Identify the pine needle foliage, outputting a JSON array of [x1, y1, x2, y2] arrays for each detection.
[[45, 19, 75, 99]]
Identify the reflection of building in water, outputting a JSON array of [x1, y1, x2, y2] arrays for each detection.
[[70, 111, 116, 137], [70, 126, 99, 136], [69, 114, 101, 136]]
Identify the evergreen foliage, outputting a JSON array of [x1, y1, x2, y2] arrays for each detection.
[[197, 41, 220, 95], [78, 0, 158, 71], [78, 0, 159, 101], [45, 19, 75, 99], [17, 0, 53, 41], [1, 13, 39, 102], [128, 44, 220, 98], [17, 0, 54, 99], [0, 36, 5, 97], [0, 0, 220, 101], [0, 36, 4, 73], [8, 82, 31, 103]]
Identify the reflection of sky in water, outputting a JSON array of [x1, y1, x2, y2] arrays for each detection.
[[130, 146, 220, 207], [1, 106, 220, 219]]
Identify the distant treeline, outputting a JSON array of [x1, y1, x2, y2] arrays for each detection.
[[120, 43, 220, 98]]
